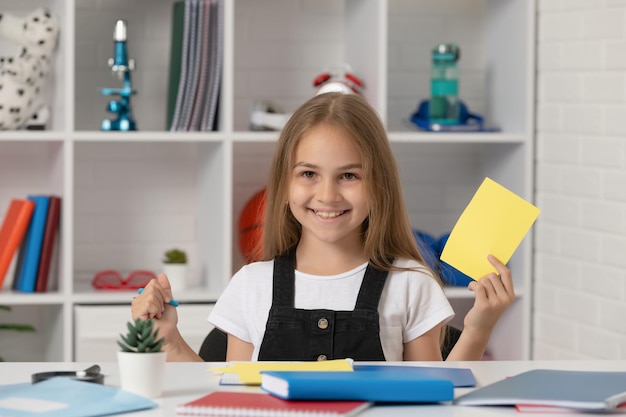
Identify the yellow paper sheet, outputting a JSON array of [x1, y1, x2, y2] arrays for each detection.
[[211, 358, 353, 385], [440, 177, 540, 281]]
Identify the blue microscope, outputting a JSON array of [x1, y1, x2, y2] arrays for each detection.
[[101, 19, 137, 131]]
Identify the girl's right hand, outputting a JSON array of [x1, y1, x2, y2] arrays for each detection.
[[131, 273, 179, 344]]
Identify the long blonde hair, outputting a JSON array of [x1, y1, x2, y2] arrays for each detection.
[[261, 93, 436, 276]]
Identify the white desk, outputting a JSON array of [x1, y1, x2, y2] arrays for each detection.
[[1, 361, 625, 416]]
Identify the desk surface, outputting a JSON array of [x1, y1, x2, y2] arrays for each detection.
[[2, 360, 625, 416]]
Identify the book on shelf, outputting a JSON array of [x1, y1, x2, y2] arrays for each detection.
[[176, 391, 370, 417], [166, 0, 184, 129], [168, 0, 222, 132], [35, 196, 61, 293], [454, 369, 626, 411], [15, 195, 50, 293], [260, 370, 454, 403], [0, 199, 35, 290]]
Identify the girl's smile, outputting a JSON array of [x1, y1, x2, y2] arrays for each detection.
[[312, 209, 346, 219]]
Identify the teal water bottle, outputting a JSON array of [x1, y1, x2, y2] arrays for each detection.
[[429, 43, 460, 124]]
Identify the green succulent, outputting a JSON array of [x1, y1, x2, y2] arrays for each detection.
[[163, 248, 187, 264], [118, 318, 164, 353]]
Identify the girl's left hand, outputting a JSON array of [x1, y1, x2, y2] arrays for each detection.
[[463, 254, 515, 337]]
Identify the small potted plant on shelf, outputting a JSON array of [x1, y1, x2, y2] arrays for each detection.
[[117, 318, 166, 398], [162, 248, 188, 293], [0, 305, 35, 362]]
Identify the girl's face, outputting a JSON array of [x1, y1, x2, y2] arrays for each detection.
[[288, 123, 369, 249]]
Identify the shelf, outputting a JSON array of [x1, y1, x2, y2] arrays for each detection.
[[0, 0, 534, 362]]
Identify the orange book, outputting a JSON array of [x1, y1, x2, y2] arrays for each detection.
[[0, 199, 35, 289]]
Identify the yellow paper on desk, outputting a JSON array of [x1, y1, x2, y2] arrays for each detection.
[[211, 358, 353, 385], [440, 177, 540, 281]]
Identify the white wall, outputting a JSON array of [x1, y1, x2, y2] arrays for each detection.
[[534, 0, 626, 359]]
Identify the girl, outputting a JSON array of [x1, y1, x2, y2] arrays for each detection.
[[132, 92, 514, 362]]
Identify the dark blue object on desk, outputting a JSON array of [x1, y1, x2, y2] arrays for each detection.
[[353, 364, 476, 387]]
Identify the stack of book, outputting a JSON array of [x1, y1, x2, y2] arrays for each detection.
[[167, 0, 224, 132], [0, 195, 61, 293]]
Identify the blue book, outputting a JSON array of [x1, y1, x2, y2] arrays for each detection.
[[0, 377, 156, 417], [260, 370, 454, 403], [16, 195, 50, 292]]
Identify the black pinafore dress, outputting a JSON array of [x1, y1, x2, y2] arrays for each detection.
[[258, 248, 388, 361]]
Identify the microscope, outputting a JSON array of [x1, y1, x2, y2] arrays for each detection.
[[101, 19, 137, 131]]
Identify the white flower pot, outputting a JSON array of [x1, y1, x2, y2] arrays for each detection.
[[117, 350, 166, 398], [162, 263, 188, 293]]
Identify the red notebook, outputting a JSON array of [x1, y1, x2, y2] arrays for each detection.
[[176, 391, 371, 416], [0, 199, 35, 289], [35, 196, 61, 292]]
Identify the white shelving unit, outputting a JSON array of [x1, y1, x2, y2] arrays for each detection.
[[0, 0, 535, 362]]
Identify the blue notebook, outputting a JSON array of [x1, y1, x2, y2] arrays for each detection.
[[16, 195, 50, 292], [353, 364, 476, 387], [455, 369, 626, 411], [0, 377, 156, 416], [260, 370, 454, 403]]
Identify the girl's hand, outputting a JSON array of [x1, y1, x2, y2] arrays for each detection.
[[463, 254, 515, 337], [131, 273, 179, 345]]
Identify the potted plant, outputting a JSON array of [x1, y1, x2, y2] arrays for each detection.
[[117, 318, 166, 398], [0, 305, 35, 362], [162, 248, 188, 293]]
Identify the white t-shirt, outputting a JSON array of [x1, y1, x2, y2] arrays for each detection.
[[208, 258, 454, 361]]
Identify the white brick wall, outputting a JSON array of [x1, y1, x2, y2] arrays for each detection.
[[535, 0, 626, 359]]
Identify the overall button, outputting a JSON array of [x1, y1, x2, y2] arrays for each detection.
[[317, 318, 329, 330], [317, 354, 327, 361]]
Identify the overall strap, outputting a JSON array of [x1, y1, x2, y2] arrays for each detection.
[[353, 261, 390, 311], [270, 247, 297, 307]]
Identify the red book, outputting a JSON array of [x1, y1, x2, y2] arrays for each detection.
[[0, 199, 35, 289], [175, 391, 371, 416], [35, 196, 61, 292]]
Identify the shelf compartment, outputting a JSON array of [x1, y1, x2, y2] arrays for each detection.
[[73, 140, 229, 295], [387, 0, 532, 134]]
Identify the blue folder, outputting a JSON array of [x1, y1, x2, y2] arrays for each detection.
[[353, 364, 476, 387], [0, 377, 156, 416]]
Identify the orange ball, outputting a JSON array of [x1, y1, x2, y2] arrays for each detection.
[[238, 188, 267, 263]]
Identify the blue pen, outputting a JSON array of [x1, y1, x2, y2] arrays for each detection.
[[137, 288, 179, 307]]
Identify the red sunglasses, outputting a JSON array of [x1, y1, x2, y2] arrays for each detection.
[[91, 269, 157, 290]]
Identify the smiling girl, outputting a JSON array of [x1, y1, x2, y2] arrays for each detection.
[[132, 92, 514, 362]]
